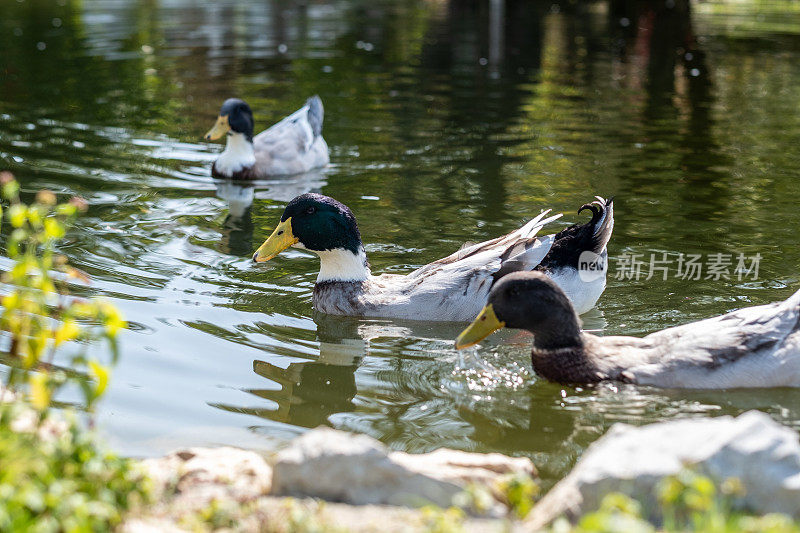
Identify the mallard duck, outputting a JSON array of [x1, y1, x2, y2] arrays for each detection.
[[252, 194, 614, 321], [205, 96, 329, 178], [455, 271, 800, 388]]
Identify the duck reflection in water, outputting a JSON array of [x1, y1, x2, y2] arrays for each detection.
[[245, 313, 473, 429], [250, 358, 359, 428], [246, 314, 381, 428], [244, 308, 605, 432], [216, 180, 255, 257], [215, 169, 328, 257]]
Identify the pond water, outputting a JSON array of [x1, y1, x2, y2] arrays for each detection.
[[2, 0, 800, 486]]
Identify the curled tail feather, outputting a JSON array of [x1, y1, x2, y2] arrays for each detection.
[[579, 196, 614, 254]]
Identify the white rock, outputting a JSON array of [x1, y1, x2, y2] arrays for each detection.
[[272, 427, 535, 512], [121, 518, 185, 533], [393, 448, 535, 487], [527, 410, 800, 529], [142, 446, 272, 505]]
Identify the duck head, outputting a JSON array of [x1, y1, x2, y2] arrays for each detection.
[[252, 194, 369, 282], [455, 271, 583, 351], [206, 98, 254, 142]]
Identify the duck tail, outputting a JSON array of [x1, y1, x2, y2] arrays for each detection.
[[306, 95, 324, 138], [785, 285, 800, 312], [577, 196, 614, 254]]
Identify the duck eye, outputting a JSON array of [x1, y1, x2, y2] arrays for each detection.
[[305, 206, 316, 215]]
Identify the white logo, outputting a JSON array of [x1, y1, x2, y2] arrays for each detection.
[[578, 251, 606, 282]]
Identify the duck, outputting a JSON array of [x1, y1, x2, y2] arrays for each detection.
[[205, 96, 329, 179], [455, 271, 800, 388], [251, 193, 614, 322]]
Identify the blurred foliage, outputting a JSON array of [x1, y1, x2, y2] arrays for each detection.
[[496, 473, 540, 519], [0, 407, 148, 532], [0, 172, 146, 531], [180, 497, 241, 531], [552, 470, 800, 533], [420, 506, 466, 533], [0, 171, 124, 415], [697, 0, 800, 35], [283, 500, 349, 533], [452, 483, 496, 517]]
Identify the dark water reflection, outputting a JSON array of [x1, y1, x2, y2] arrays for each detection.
[[2, 0, 800, 485]]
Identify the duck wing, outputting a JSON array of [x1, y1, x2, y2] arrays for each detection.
[[410, 210, 562, 278], [621, 288, 800, 388], [253, 96, 328, 174], [255, 96, 323, 150], [370, 211, 562, 321]]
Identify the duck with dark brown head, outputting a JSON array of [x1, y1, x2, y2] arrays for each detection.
[[456, 271, 800, 389]]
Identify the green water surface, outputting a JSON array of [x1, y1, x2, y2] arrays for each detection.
[[2, 0, 800, 485]]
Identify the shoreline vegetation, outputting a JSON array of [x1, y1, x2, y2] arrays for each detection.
[[1, 175, 800, 531], [0, 173, 144, 531], [5, 395, 800, 533]]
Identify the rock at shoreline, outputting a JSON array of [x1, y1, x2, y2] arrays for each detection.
[[129, 429, 534, 531], [142, 447, 272, 506], [527, 410, 800, 529], [272, 427, 535, 512]]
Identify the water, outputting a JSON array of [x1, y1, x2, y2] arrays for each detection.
[[2, 0, 800, 486]]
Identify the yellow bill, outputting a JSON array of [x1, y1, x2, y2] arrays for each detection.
[[253, 218, 298, 262], [455, 304, 505, 349], [205, 115, 230, 140]]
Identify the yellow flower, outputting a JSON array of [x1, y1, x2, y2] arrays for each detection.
[[44, 218, 65, 239], [54, 319, 80, 347], [101, 303, 126, 336], [88, 360, 110, 398], [29, 373, 50, 411], [2, 292, 19, 309], [8, 204, 26, 228]]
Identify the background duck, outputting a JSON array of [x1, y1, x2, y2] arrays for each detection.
[[205, 96, 329, 179], [251, 193, 614, 321], [455, 271, 800, 388]]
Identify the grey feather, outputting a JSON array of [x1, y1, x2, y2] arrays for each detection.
[[251, 98, 330, 176], [588, 289, 800, 388], [305, 95, 324, 138]]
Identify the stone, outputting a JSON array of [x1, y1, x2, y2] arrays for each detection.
[[272, 427, 535, 513], [141, 446, 272, 506], [127, 432, 538, 530], [392, 448, 536, 486], [527, 410, 800, 529], [121, 518, 185, 533]]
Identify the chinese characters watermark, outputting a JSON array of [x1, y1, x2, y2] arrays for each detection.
[[611, 252, 761, 281]]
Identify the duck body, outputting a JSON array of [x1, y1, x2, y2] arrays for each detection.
[[456, 271, 800, 389], [206, 97, 329, 179], [587, 291, 800, 388], [253, 194, 614, 322]]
